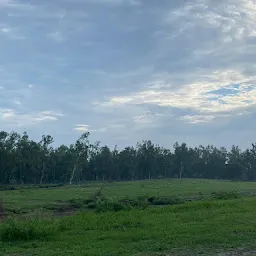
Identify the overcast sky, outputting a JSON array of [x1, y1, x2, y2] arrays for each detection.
[[0, 0, 256, 149]]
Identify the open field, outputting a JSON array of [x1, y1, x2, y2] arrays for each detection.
[[0, 179, 256, 255], [1, 179, 256, 214]]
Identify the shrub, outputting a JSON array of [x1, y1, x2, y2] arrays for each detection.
[[96, 201, 128, 213], [91, 186, 106, 202], [211, 191, 239, 200], [147, 196, 184, 206], [0, 219, 57, 242]]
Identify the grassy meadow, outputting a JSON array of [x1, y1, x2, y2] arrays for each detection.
[[0, 179, 256, 255]]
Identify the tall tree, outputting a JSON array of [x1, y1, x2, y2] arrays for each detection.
[[69, 132, 90, 185], [39, 135, 54, 184]]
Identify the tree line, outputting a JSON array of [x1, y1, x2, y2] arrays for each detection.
[[0, 130, 256, 185]]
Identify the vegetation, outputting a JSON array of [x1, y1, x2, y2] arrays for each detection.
[[0, 178, 255, 255], [0, 196, 256, 255], [1, 179, 256, 215], [0, 130, 256, 185], [1, 130, 256, 255]]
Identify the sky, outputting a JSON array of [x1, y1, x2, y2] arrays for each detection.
[[0, 0, 256, 149]]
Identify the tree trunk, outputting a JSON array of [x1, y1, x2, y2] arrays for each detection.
[[69, 153, 82, 185], [69, 162, 77, 185], [40, 162, 45, 184], [179, 161, 183, 179]]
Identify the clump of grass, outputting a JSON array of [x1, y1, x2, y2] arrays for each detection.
[[0, 198, 4, 219], [147, 196, 185, 206], [38, 184, 64, 189], [0, 218, 58, 242], [96, 197, 148, 213], [68, 198, 94, 209], [96, 201, 128, 213], [211, 191, 239, 200], [0, 186, 16, 191]]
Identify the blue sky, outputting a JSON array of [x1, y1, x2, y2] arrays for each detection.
[[0, 0, 256, 148]]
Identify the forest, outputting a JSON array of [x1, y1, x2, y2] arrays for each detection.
[[0, 130, 256, 185]]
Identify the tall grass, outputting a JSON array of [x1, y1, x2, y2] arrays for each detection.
[[0, 218, 58, 242]]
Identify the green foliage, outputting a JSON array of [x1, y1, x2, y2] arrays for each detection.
[[147, 196, 184, 205], [95, 197, 148, 213], [1, 197, 256, 255], [0, 180, 255, 255], [95, 200, 128, 212], [1, 130, 256, 185], [1, 179, 256, 215], [0, 218, 57, 242], [211, 191, 240, 200]]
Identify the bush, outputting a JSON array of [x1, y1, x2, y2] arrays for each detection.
[[0, 186, 16, 191], [211, 191, 239, 200], [0, 219, 57, 242], [38, 184, 64, 189], [96, 201, 128, 213], [147, 196, 184, 206], [119, 198, 148, 209], [91, 186, 106, 202]]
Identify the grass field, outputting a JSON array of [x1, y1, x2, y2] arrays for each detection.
[[1, 179, 256, 213], [0, 179, 256, 255]]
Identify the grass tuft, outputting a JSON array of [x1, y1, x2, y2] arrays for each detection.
[[147, 196, 184, 206], [211, 191, 240, 200], [0, 218, 58, 242]]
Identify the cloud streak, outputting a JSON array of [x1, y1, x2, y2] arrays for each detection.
[[101, 69, 256, 116], [0, 109, 63, 127]]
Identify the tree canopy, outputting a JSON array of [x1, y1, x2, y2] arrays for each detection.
[[0, 130, 255, 184]]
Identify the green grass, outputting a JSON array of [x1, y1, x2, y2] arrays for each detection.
[[0, 179, 256, 214], [0, 197, 256, 255], [0, 179, 256, 255]]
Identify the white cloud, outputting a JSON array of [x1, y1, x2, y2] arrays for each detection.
[[0, 109, 63, 126], [74, 124, 90, 132], [0, 109, 15, 118], [35, 116, 57, 121], [0, 0, 34, 10], [70, 0, 141, 6], [40, 111, 63, 117], [133, 112, 165, 129], [166, 0, 256, 42], [180, 115, 215, 124], [0, 27, 10, 33], [0, 25, 26, 40], [101, 69, 256, 118]]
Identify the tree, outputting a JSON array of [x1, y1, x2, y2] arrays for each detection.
[[0, 129, 255, 184], [39, 135, 54, 184], [69, 132, 90, 185]]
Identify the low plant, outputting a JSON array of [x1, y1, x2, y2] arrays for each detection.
[[147, 196, 185, 206], [211, 191, 239, 200], [0, 218, 58, 242]]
